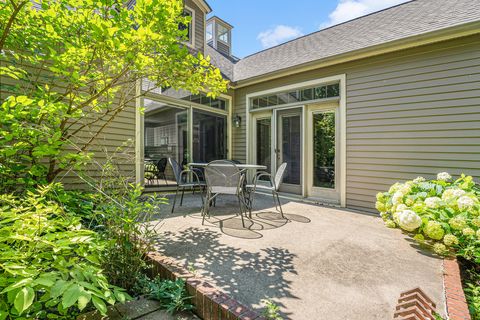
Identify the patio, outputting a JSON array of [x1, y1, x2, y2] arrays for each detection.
[[150, 193, 446, 319]]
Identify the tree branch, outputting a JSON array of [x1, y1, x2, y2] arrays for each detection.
[[0, 0, 28, 51]]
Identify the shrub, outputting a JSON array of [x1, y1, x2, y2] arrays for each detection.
[[0, 184, 130, 319], [134, 275, 194, 314], [376, 173, 480, 262]]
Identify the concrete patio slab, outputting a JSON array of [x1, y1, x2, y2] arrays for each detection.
[[150, 193, 445, 320]]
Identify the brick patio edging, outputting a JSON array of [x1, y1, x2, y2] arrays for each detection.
[[443, 259, 471, 320], [146, 252, 265, 320]]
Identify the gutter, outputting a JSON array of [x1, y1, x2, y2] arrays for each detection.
[[230, 21, 480, 89]]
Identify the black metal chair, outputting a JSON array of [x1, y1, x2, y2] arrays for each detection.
[[155, 158, 168, 185], [169, 158, 206, 213], [202, 160, 247, 227], [245, 162, 287, 219]]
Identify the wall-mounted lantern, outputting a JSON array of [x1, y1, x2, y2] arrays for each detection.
[[233, 114, 242, 128]]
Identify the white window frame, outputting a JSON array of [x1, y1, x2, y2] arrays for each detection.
[[183, 6, 196, 48], [245, 74, 347, 207]]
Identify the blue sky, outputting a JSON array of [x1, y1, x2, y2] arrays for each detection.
[[206, 0, 410, 58]]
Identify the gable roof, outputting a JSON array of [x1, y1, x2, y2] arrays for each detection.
[[226, 0, 480, 83]]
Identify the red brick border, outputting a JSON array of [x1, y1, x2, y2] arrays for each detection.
[[146, 252, 265, 320], [443, 259, 471, 320]]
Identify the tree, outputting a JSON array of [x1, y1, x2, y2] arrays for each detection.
[[0, 0, 228, 192]]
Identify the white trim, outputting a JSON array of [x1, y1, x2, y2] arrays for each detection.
[[135, 80, 144, 185], [183, 5, 196, 49], [246, 74, 347, 207], [339, 74, 347, 207], [191, 0, 211, 14]]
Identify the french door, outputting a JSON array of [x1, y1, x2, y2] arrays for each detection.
[[306, 104, 340, 203], [275, 108, 303, 194]]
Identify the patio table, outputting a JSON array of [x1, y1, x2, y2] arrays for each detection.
[[187, 162, 267, 171]]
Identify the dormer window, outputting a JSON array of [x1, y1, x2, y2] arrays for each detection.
[[217, 24, 229, 43], [206, 16, 233, 56]]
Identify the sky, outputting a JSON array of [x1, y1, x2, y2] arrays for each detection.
[[206, 0, 410, 58]]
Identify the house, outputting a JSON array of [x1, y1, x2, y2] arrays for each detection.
[[138, 0, 480, 212]]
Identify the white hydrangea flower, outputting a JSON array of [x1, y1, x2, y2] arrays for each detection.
[[388, 182, 402, 194], [397, 210, 422, 232], [413, 176, 426, 183], [399, 185, 411, 195], [425, 197, 442, 209], [396, 204, 408, 212], [442, 188, 466, 201], [437, 172, 452, 181], [457, 196, 474, 210], [392, 191, 404, 205]]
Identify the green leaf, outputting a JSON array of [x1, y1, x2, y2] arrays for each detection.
[[1, 278, 33, 293], [50, 280, 69, 299], [61, 284, 81, 309], [77, 289, 91, 311], [92, 296, 107, 315], [14, 287, 35, 314]]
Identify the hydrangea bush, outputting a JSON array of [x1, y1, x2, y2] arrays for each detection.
[[376, 173, 480, 262]]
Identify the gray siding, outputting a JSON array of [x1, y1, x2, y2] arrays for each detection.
[[0, 62, 137, 190], [232, 35, 480, 212]]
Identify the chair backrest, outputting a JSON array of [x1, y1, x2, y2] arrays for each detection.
[[168, 158, 182, 183], [273, 162, 287, 191], [205, 160, 242, 194], [156, 158, 168, 172]]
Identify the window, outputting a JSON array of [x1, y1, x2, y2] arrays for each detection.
[[206, 23, 213, 42], [217, 24, 229, 43], [251, 82, 340, 109], [179, 8, 194, 45]]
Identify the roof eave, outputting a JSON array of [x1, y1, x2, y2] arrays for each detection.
[[192, 0, 212, 13], [231, 20, 480, 88]]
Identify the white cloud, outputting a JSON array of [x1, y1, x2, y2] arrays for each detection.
[[257, 25, 304, 49], [320, 0, 410, 29]]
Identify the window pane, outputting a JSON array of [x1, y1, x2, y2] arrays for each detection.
[[314, 86, 327, 99], [256, 118, 271, 180], [301, 88, 313, 101], [193, 110, 227, 163], [313, 111, 335, 189], [288, 91, 299, 103], [267, 95, 278, 106], [217, 24, 229, 43], [327, 83, 340, 97], [179, 10, 192, 42], [206, 23, 213, 42], [144, 100, 188, 187]]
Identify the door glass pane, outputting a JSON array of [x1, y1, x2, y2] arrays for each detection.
[[256, 118, 271, 178], [144, 100, 187, 186], [281, 115, 301, 185], [313, 111, 335, 188], [193, 110, 227, 163]]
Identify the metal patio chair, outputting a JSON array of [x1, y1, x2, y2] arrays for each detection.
[[169, 158, 206, 213], [202, 160, 248, 227], [246, 162, 287, 218]]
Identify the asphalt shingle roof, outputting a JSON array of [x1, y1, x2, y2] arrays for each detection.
[[213, 0, 480, 83]]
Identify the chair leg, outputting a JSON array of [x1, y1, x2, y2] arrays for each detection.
[[275, 192, 285, 219], [202, 190, 211, 225], [180, 188, 185, 206], [171, 187, 179, 213], [271, 190, 278, 210], [237, 196, 246, 228]]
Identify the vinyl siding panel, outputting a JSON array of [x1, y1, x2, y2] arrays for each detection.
[[0, 59, 137, 190], [232, 34, 480, 213]]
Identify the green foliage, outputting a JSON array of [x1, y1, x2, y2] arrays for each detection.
[[0, 0, 228, 192], [261, 299, 282, 320], [134, 275, 193, 314], [94, 184, 166, 292], [461, 263, 480, 320], [376, 173, 480, 262], [0, 184, 130, 319]]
